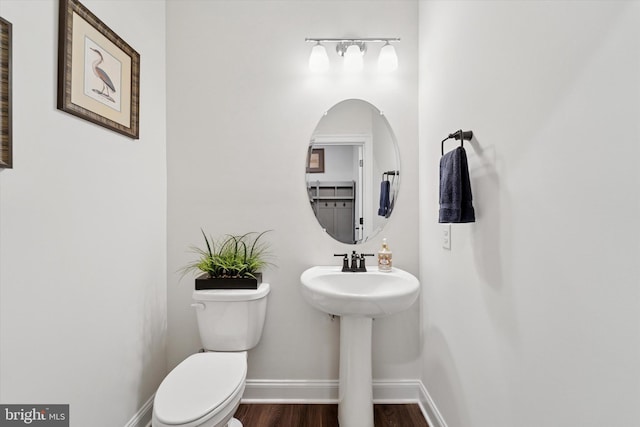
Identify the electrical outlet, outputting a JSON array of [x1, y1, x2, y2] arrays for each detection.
[[442, 224, 451, 250]]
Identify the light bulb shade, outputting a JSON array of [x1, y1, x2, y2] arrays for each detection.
[[344, 44, 364, 72], [309, 43, 330, 72], [378, 43, 398, 72]]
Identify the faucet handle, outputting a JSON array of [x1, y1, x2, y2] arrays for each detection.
[[334, 253, 349, 272], [358, 253, 375, 271]]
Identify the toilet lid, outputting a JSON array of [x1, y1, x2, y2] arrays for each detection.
[[154, 352, 247, 425]]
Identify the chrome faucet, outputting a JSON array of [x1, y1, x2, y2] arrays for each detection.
[[334, 251, 374, 272]]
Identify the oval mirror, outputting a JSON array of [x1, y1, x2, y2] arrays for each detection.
[[306, 99, 400, 244]]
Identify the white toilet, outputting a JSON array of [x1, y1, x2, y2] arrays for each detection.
[[152, 283, 270, 427]]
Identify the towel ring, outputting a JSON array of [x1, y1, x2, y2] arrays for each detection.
[[441, 129, 473, 156], [382, 170, 399, 180]]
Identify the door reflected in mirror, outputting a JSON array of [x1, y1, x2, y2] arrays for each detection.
[[306, 99, 400, 244]]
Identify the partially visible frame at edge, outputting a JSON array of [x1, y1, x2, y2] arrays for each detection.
[[0, 17, 12, 168]]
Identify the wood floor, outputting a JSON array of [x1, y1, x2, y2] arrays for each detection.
[[234, 403, 430, 427]]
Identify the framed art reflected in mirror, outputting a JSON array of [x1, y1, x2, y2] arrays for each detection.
[[306, 148, 325, 173], [57, 0, 140, 139], [0, 17, 11, 169]]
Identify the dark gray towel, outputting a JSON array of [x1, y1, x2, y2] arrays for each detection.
[[378, 180, 391, 217], [439, 146, 475, 223]]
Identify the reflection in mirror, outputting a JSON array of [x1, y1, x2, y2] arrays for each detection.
[[306, 99, 400, 244]]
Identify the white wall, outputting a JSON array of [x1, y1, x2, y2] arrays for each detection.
[[418, 1, 640, 426], [310, 145, 356, 182], [166, 0, 419, 383], [0, 1, 167, 425]]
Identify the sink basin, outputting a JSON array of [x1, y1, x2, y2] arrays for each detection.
[[300, 265, 420, 426], [300, 265, 420, 318]]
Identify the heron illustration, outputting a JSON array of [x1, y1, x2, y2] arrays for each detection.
[[89, 47, 116, 102]]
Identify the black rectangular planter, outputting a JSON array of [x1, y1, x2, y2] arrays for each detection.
[[195, 272, 262, 290]]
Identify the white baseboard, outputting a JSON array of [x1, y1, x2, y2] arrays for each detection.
[[417, 381, 448, 427], [372, 379, 425, 403], [131, 380, 446, 427], [242, 379, 339, 403], [242, 378, 426, 404], [124, 394, 154, 427], [243, 379, 447, 427]]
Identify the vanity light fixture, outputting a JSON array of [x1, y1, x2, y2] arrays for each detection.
[[305, 38, 400, 73], [377, 41, 398, 73], [343, 43, 365, 73], [309, 41, 330, 73]]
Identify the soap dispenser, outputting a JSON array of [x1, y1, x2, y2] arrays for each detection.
[[378, 238, 393, 272]]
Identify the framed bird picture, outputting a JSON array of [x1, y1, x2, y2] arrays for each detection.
[[57, 0, 140, 139]]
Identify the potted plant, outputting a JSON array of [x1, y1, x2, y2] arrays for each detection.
[[181, 230, 273, 290]]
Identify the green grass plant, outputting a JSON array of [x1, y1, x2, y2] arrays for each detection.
[[181, 230, 273, 279]]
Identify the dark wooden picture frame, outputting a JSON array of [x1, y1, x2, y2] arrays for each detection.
[[57, 0, 140, 139], [0, 17, 12, 168], [306, 148, 325, 173]]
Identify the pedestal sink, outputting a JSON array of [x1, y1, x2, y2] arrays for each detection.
[[300, 266, 420, 427]]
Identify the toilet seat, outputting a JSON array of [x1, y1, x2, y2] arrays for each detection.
[[153, 352, 247, 427]]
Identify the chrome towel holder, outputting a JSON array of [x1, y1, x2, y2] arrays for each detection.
[[441, 129, 473, 156]]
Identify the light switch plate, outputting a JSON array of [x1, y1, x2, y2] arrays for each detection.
[[442, 224, 451, 250]]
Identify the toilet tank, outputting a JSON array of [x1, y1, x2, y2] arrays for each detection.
[[191, 283, 270, 351]]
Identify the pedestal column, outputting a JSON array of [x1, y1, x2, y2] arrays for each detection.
[[338, 316, 374, 427]]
